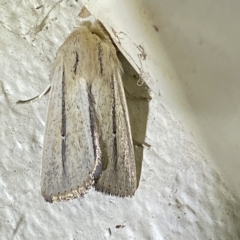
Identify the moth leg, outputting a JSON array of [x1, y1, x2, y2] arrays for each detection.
[[17, 84, 51, 104]]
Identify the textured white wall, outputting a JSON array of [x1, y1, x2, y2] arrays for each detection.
[[1, 0, 240, 239]]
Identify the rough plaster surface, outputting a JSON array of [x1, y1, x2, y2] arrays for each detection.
[[1, 1, 240, 239]]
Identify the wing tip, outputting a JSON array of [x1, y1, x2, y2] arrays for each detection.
[[94, 184, 137, 198], [41, 182, 93, 203]]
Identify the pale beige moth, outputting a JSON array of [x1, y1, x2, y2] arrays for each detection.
[[40, 21, 137, 202]]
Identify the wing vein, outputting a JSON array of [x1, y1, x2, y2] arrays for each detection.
[[61, 66, 67, 175]]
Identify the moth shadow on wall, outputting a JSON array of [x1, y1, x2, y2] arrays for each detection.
[[118, 52, 151, 187]]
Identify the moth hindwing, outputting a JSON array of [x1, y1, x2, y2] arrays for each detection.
[[41, 21, 137, 202]]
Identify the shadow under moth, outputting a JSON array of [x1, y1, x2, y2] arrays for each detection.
[[38, 21, 137, 202]]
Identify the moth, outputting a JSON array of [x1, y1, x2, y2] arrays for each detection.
[[40, 21, 137, 202]]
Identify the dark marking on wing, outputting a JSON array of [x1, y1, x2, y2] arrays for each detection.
[[73, 52, 79, 74], [110, 75, 118, 170], [61, 66, 67, 174], [98, 43, 103, 75]]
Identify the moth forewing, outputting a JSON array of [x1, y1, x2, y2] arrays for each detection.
[[94, 69, 137, 197], [41, 21, 136, 202]]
